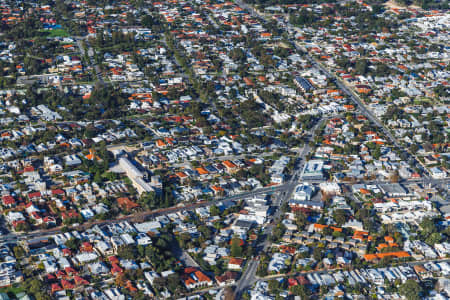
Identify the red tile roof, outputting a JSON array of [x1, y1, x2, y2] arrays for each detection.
[[2, 195, 15, 205], [28, 192, 41, 199]]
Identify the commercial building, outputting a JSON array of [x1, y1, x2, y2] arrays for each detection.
[[301, 160, 325, 180], [118, 156, 154, 195]]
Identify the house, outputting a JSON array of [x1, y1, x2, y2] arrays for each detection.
[[289, 198, 323, 211], [95, 241, 113, 256], [2, 195, 15, 207], [434, 243, 450, 258], [75, 252, 98, 264], [363, 251, 410, 262], [222, 160, 238, 173], [74, 275, 89, 286], [87, 262, 109, 275], [228, 258, 244, 270], [215, 271, 238, 286], [136, 233, 152, 246], [104, 288, 125, 300], [294, 76, 313, 92], [117, 197, 139, 211], [64, 155, 81, 167], [60, 279, 74, 290], [182, 268, 213, 290], [268, 252, 291, 273], [144, 271, 160, 285]]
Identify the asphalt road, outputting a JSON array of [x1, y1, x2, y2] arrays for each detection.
[[230, 1, 446, 298], [0, 183, 294, 245], [2, 175, 446, 246], [235, 0, 430, 178], [234, 116, 324, 298], [76, 37, 104, 85]]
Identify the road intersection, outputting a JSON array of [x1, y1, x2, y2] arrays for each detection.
[[230, 1, 447, 298]]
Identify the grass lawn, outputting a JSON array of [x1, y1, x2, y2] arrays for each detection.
[[40, 28, 70, 37], [0, 284, 25, 295]]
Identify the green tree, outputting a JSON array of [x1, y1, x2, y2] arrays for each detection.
[[333, 209, 348, 226], [270, 223, 286, 242], [65, 238, 81, 251], [167, 273, 183, 294], [24, 278, 45, 296], [425, 232, 442, 246], [399, 280, 422, 300], [210, 205, 221, 216], [117, 245, 137, 260], [291, 284, 309, 299], [15, 222, 31, 232], [198, 225, 213, 240], [93, 171, 103, 184], [152, 276, 167, 292], [355, 60, 369, 75], [268, 279, 280, 293], [372, 145, 381, 160], [313, 247, 324, 261], [420, 217, 438, 236], [295, 212, 308, 229], [13, 245, 26, 258], [142, 15, 156, 28], [178, 233, 191, 249]]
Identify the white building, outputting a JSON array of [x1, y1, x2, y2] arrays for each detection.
[[293, 183, 315, 201], [430, 167, 447, 179], [118, 156, 154, 194]]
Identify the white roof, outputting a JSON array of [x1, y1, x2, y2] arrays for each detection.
[[134, 221, 161, 233]]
